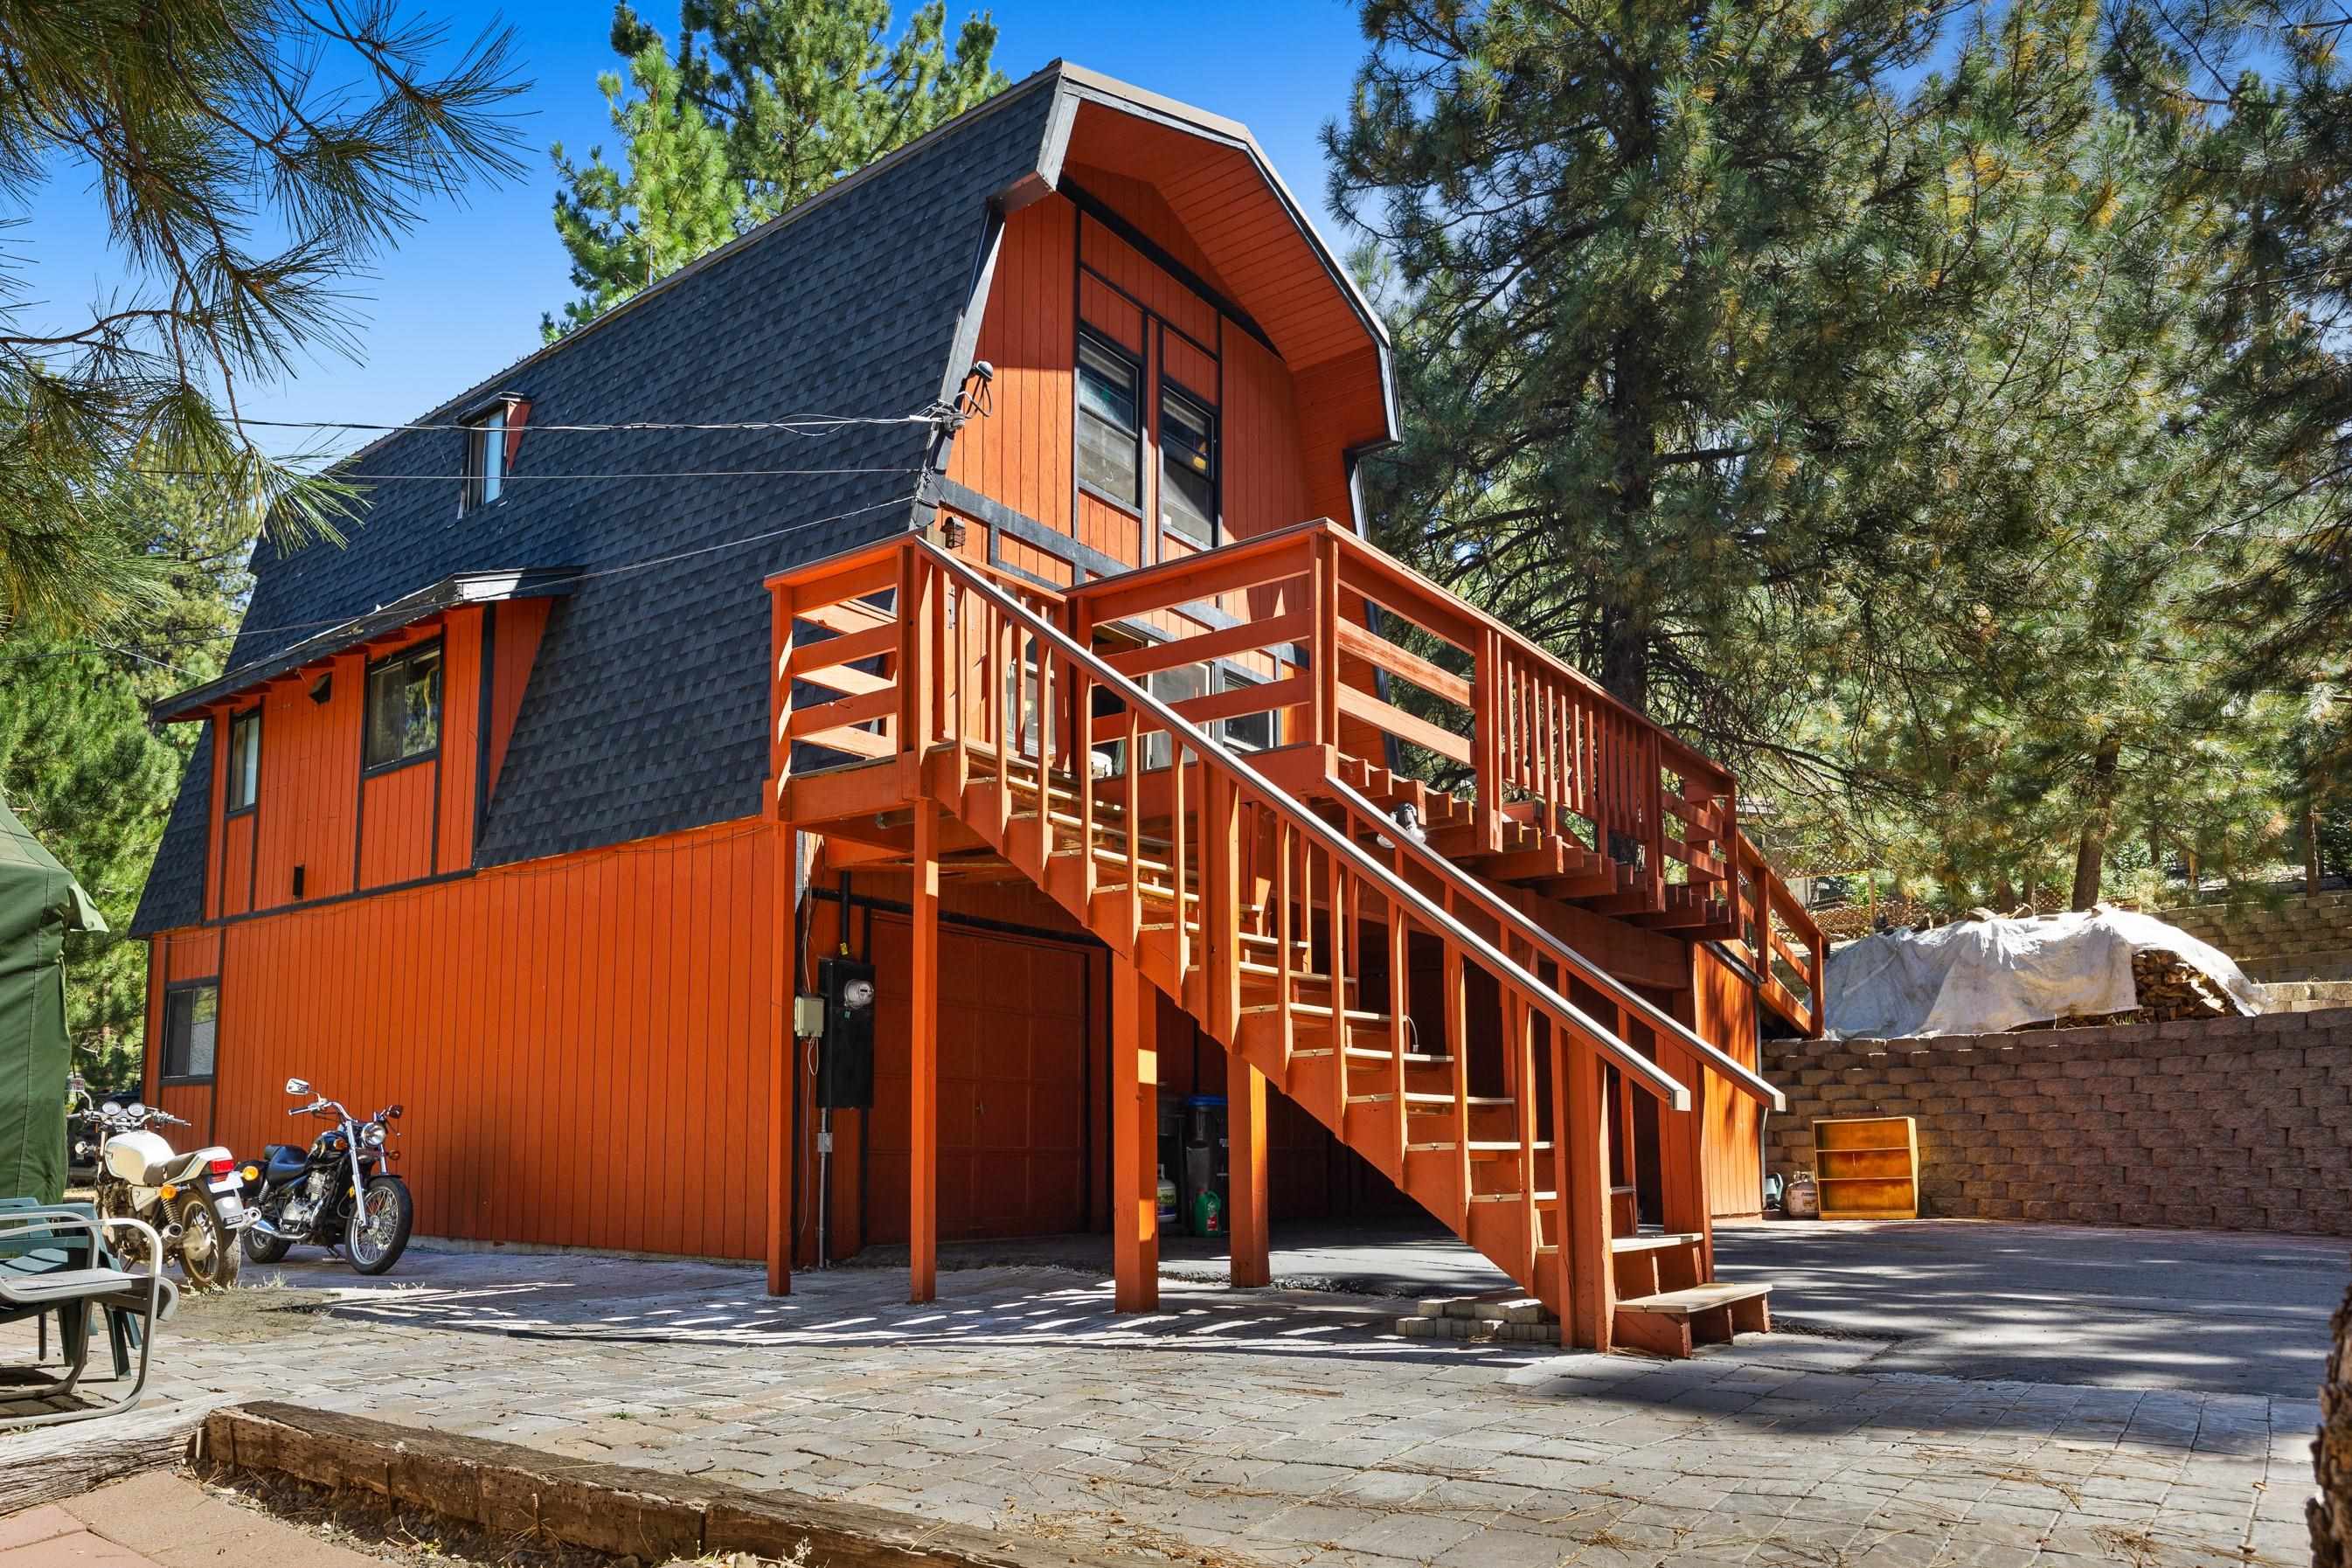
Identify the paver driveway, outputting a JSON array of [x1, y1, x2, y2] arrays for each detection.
[[3, 1232, 2330, 1568]]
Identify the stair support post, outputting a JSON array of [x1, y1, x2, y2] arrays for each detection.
[[1228, 1051, 1271, 1288], [1560, 1032, 1614, 1350], [909, 797, 940, 1304], [1113, 954, 1161, 1313]]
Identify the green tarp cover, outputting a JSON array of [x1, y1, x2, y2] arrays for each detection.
[[0, 796, 103, 1204]]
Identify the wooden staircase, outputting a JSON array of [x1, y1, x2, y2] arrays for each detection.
[[770, 536, 1788, 1353]]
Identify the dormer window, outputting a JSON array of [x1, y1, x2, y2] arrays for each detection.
[[462, 408, 507, 514]]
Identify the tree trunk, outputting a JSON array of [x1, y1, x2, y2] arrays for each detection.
[[1598, 608, 1648, 713], [1995, 873, 2017, 912], [2307, 805, 2324, 895], [2071, 737, 2122, 911]]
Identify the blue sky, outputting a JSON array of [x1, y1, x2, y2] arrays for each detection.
[[24, 2, 1371, 453]]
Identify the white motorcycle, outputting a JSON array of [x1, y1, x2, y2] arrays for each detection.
[[69, 1079, 252, 1290]]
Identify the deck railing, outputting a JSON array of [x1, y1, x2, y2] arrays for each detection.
[[1058, 517, 1736, 919]]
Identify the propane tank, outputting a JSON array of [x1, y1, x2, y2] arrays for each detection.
[[1780, 1172, 1821, 1220]]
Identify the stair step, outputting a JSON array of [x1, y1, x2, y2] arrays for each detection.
[[1349, 1092, 1509, 1108], [1407, 1141, 1553, 1156], [1264, 1001, 1390, 1023], [1616, 1282, 1771, 1318], [1468, 1190, 1558, 1205], [1293, 1045, 1454, 1066], [1611, 1232, 1705, 1255]]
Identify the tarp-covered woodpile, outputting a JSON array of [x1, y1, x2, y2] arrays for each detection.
[[0, 794, 106, 1203], [1825, 906, 2262, 1039]]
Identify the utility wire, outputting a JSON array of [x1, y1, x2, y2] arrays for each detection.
[[132, 465, 926, 482], [230, 413, 942, 435], [0, 488, 929, 669]]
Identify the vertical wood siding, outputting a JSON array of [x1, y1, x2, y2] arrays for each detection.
[[945, 186, 1335, 589], [151, 822, 779, 1259], [1689, 945, 1765, 1217], [487, 598, 552, 797]]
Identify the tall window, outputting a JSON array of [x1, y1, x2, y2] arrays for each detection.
[[364, 642, 442, 768], [1076, 335, 1141, 506], [1159, 389, 1216, 546], [462, 408, 506, 513], [162, 982, 219, 1080], [226, 709, 260, 812]]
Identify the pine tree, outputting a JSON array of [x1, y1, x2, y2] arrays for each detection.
[[0, 0, 523, 635], [0, 481, 252, 1089], [547, 0, 1005, 336], [1329, 0, 1967, 723]]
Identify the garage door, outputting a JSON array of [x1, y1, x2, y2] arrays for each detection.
[[865, 917, 1092, 1242]]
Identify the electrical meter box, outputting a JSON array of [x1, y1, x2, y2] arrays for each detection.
[[816, 956, 877, 1109]]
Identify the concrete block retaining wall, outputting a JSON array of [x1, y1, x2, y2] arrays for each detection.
[[2163, 890, 2352, 982], [1762, 1009, 2352, 1237]]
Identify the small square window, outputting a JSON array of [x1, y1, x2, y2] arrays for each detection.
[[462, 410, 506, 513], [226, 709, 260, 812], [364, 642, 442, 768], [1160, 389, 1216, 546], [1077, 335, 1141, 507], [1219, 670, 1273, 753], [162, 983, 219, 1081]]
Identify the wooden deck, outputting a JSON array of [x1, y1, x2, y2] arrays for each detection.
[[759, 521, 1825, 1352]]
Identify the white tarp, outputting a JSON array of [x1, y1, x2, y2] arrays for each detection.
[[1824, 906, 2263, 1040]]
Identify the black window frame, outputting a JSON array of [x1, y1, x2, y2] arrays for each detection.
[[461, 408, 508, 515], [362, 638, 445, 774], [1157, 382, 1218, 549], [160, 979, 220, 1085], [1075, 330, 1144, 513], [225, 707, 261, 815]]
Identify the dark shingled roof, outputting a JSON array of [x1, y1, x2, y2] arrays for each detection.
[[132, 70, 1062, 936]]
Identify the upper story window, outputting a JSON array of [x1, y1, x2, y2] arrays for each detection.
[[1218, 669, 1273, 753], [1077, 334, 1141, 507], [225, 709, 260, 813], [162, 982, 219, 1082], [462, 409, 506, 514], [1160, 389, 1216, 546], [364, 642, 442, 769]]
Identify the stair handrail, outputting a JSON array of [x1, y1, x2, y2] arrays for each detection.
[[918, 538, 1694, 1113], [1327, 777, 1785, 1112]]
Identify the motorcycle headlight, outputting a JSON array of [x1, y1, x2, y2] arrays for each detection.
[[362, 1121, 387, 1148]]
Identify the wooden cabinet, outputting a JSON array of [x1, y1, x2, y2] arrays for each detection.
[[1811, 1115, 1919, 1219]]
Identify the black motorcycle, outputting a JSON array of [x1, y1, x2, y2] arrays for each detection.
[[239, 1077, 413, 1275]]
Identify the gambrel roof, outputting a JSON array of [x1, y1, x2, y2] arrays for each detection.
[[134, 63, 1391, 935]]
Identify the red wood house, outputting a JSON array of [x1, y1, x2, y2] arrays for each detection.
[[134, 64, 1826, 1355]]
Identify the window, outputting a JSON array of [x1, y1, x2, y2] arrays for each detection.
[[462, 409, 506, 513], [364, 642, 442, 768], [1143, 665, 1207, 771], [162, 983, 219, 1081], [226, 710, 260, 813], [1219, 669, 1273, 753], [1076, 335, 1141, 506], [1159, 389, 1217, 546]]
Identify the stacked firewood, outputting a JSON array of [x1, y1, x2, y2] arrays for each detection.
[[2008, 949, 2238, 1030], [2319, 1279, 2351, 1568]]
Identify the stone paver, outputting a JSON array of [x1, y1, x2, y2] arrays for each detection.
[[0, 1474, 377, 1568], [1, 1239, 2330, 1567]]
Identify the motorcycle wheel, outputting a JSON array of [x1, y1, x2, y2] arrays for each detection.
[[242, 1218, 291, 1265], [177, 1189, 241, 1290], [346, 1176, 413, 1275]]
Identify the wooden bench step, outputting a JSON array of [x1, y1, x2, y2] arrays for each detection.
[[1617, 1282, 1769, 1316], [1610, 1232, 1705, 1255]]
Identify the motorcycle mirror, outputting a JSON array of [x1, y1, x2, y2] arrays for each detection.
[[285, 1078, 310, 1096], [388, 1105, 404, 1119]]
